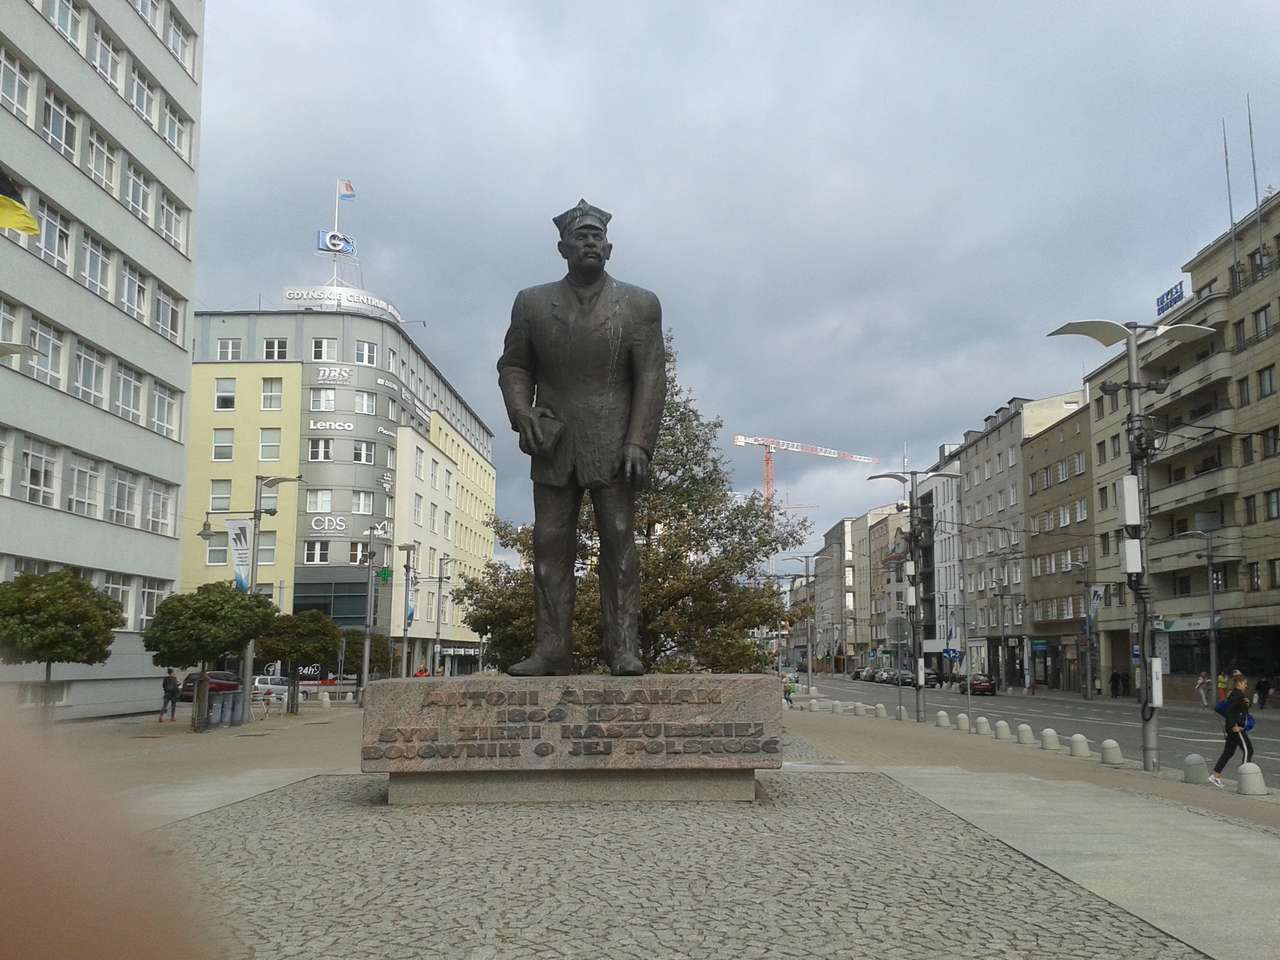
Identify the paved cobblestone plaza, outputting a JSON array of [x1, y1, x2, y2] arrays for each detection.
[[152, 739, 1206, 960]]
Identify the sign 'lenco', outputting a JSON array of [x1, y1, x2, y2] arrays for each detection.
[[311, 515, 348, 532], [309, 419, 355, 431]]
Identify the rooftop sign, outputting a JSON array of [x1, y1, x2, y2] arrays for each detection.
[[283, 285, 402, 324], [1155, 280, 1186, 317]]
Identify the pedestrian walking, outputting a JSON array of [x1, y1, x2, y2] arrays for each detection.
[[1216, 671, 1229, 702], [1194, 672, 1212, 708], [783, 677, 794, 709], [1121, 671, 1131, 697], [1209, 674, 1254, 788], [159, 668, 179, 722], [1109, 671, 1121, 698], [1257, 675, 1271, 710]]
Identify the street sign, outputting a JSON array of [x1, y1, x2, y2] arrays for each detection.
[[1131, 643, 1141, 663], [377, 567, 392, 582], [942, 647, 960, 662], [867, 650, 877, 661]]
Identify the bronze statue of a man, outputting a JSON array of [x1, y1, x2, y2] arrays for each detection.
[[497, 200, 666, 676]]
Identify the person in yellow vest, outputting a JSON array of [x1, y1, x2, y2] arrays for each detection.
[[1216, 671, 1229, 703]]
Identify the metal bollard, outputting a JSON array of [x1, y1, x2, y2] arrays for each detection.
[[936, 710, 951, 729], [956, 712, 970, 732], [1237, 762, 1268, 796], [1068, 734, 1091, 758], [1100, 739, 1124, 765], [896, 705, 910, 721], [830, 700, 844, 713], [1041, 728, 1061, 751], [1183, 754, 1209, 785], [974, 716, 991, 736], [875, 703, 888, 718], [320, 690, 331, 708], [993, 720, 1014, 741], [853, 703, 869, 717], [344, 692, 354, 702], [1016, 723, 1036, 745]]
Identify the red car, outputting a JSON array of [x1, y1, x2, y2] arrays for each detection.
[[179, 671, 240, 702], [959, 673, 996, 695]]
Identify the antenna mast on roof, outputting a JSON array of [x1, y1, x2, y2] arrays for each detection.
[[1223, 118, 1240, 287], [1248, 96, 1267, 271]]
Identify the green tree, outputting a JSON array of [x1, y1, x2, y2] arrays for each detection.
[[259, 610, 341, 712], [337, 627, 391, 679], [143, 582, 276, 724], [455, 340, 808, 673], [0, 571, 123, 710]]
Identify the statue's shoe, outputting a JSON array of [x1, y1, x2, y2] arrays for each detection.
[[507, 653, 574, 676], [609, 652, 645, 676]]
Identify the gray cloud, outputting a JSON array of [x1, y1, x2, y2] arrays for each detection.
[[196, 1, 1280, 550]]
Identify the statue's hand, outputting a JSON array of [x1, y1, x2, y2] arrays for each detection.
[[515, 407, 552, 454], [622, 444, 651, 488]]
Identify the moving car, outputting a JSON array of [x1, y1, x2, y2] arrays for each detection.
[[178, 671, 239, 702], [959, 673, 996, 695], [857, 666, 878, 681]]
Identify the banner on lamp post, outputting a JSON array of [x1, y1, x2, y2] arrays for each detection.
[[1087, 584, 1105, 630], [226, 519, 253, 593], [406, 574, 417, 627]]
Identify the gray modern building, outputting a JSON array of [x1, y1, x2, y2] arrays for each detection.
[[0, 0, 203, 716]]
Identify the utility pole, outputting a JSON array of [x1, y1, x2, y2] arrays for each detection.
[[432, 553, 454, 676], [398, 543, 416, 673]]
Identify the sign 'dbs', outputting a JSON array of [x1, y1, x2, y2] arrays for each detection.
[[316, 366, 353, 384]]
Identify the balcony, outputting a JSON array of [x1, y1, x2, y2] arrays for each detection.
[[1147, 527, 1241, 573], [1146, 352, 1233, 414], [1148, 466, 1238, 516], [1150, 408, 1234, 464], [1150, 589, 1244, 621]]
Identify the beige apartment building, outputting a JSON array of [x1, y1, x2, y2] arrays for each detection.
[[813, 507, 898, 672], [1022, 403, 1094, 692], [1086, 192, 1280, 697], [868, 510, 909, 667]]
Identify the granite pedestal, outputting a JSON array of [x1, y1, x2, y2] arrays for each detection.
[[361, 674, 782, 804]]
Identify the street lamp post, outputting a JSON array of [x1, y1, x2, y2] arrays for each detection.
[[398, 543, 417, 673], [1174, 529, 1223, 696], [781, 555, 814, 694], [432, 553, 456, 676], [198, 473, 302, 725], [1049, 317, 1215, 772], [1066, 559, 1095, 700], [869, 468, 961, 722]]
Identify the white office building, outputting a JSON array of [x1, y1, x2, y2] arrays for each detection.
[[0, 0, 203, 716]]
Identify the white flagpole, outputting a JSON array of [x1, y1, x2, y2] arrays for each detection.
[[330, 180, 341, 285]]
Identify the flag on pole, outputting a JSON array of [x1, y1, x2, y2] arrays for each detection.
[[337, 178, 356, 200], [0, 170, 38, 235]]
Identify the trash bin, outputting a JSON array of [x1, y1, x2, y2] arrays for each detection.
[[227, 691, 244, 727], [208, 692, 225, 728]]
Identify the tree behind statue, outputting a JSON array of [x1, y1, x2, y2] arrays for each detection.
[[258, 610, 341, 712], [0, 570, 123, 717], [456, 339, 809, 673]]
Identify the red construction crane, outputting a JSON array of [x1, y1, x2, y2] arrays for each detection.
[[733, 435, 880, 502]]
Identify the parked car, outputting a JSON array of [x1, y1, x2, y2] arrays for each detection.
[[857, 666, 878, 681], [179, 671, 239, 702], [959, 673, 996, 695], [252, 675, 306, 703]]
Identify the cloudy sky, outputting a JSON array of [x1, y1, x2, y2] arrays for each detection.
[[195, 2, 1280, 552]]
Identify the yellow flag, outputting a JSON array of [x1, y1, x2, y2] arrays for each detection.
[[0, 171, 38, 235]]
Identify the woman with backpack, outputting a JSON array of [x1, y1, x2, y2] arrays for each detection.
[[1209, 674, 1254, 788]]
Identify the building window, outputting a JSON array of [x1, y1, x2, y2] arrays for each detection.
[[386, 347, 397, 372], [125, 166, 151, 224], [26, 318, 64, 388], [1096, 440, 1106, 465], [443, 510, 452, 539], [1248, 562, 1262, 592], [1255, 305, 1273, 338], [445, 469, 453, 498], [35, 201, 71, 273], [257, 532, 277, 566], [387, 446, 395, 469], [87, 129, 117, 190], [91, 27, 120, 88], [211, 428, 233, 461], [352, 490, 373, 514], [263, 338, 287, 361], [145, 483, 173, 534], [387, 399, 400, 423], [139, 578, 167, 629], [259, 485, 278, 515], [1238, 377, 1252, 407], [1267, 489, 1280, 521], [349, 542, 372, 565], [0, 47, 32, 122], [430, 459, 439, 489], [353, 440, 374, 464], [217, 338, 241, 361], [64, 454, 100, 517], [79, 236, 112, 298], [71, 342, 106, 406], [1253, 364, 1277, 401], [1099, 531, 1110, 556], [158, 193, 185, 250], [129, 68, 155, 124], [354, 340, 377, 366], [1110, 434, 1121, 457], [1270, 559, 1280, 590], [310, 388, 336, 412], [22, 438, 57, 506], [309, 438, 332, 462], [430, 502, 438, 534], [41, 91, 78, 161], [304, 541, 329, 565], [1245, 494, 1258, 525], [206, 532, 228, 565], [209, 479, 231, 512], [150, 383, 178, 438], [161, 103, 186, 157], [1075, 497, 1088, 521], [152, 285, 181, 341], [259, 428, 281, 461], [113, 364, 144, 423], [121, 261, 148, 319], [214, 378, 236, 410], [103, 572, 131, 623], [1009, 482, 1017, 506], [354, 390, 376, 414], [1264, 426, 1280, 459], [312, 338, 336, 361], [108, 469, 138, 526], [306, 489, 333, 513], [385, 495, 395, 519], [1243, 436, 1256, 465], [413, 494, 423, 525], [254, 377, 282, 411]]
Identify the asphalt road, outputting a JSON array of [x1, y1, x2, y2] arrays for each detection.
[[810, 675, 1280, 783]]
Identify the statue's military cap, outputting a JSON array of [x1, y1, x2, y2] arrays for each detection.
[[553, 199, 611, 237]]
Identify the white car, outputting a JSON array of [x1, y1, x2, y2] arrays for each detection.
[[252, 676, 310, 703]]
